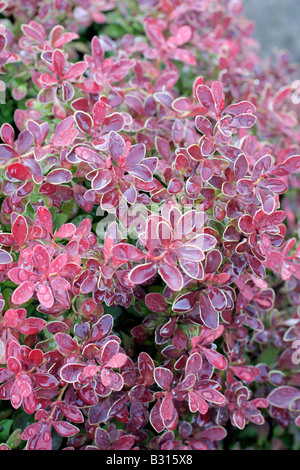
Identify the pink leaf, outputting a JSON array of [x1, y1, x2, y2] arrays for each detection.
[[112, 243, 145, 262], [54, 223, 76, 239], [0, 249, 12, 264], [0, 144, 19, 165], [158, 262, 183, 291], [110, 435, 136, 451], [18, 318, 46, 335], [145, 293, 168, 312], [160, 392, 175, 421], [64, 61, 87, 80], [105, 352, 128, 369], [55, 333, 79, 355], [37, 284, 54, 309]]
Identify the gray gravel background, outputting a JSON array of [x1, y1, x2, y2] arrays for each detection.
[[243, 0, 300, 64]]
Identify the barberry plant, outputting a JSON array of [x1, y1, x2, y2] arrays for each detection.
[[0, 0, 299, 451]]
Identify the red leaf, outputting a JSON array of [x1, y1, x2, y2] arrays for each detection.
[[199, 388, 226, 404], [40, 72, 57, 87], [36, 206, 53, 236], [100, 368, 123, 391], [52, 49, 66, 77], [233, 409, 245, 429], [4, 309, 19, 328], [223, 101, 256, 116], [93, 100, 106, 127], [74, 111, 93, 134], [160, 392, 175, 421], [55, 333, 79, 355], [28, 349, 44, 366], [201, 347, 228, 370], [7, 356, 22, 375], [18, 318, 46, 335], [196, 85, 217, 115], [31, 372, 58, 388], [105, 352, 128, 369], [60, 404, 84, 423], [159, 262, 183, 292], [90, 314, 113, 342], [150, 399, 165, 433], [46, 168, 72, 184], [110, 435, 136, 451], [102, 113, 124, 133], [60, 363, 85, 382], [1, 123, 15, 146], [101, 340, 119, 365], [0, 144, 19, 165], [54, 223, 76, 239], [129, 262, 157, 284], [64, 61, 87, 80], [185, 353, 202, 376], [145, 293, 168, 312], [154, 367, 173, 390], [23, 390, 38, 414], [49, 253, 67, 274], [109, 59, 135, 82], [52, 420, 79, 437]]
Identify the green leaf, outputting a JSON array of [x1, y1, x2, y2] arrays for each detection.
[[6, 428, 22, 449], [0, 419, 14, 441], [257, 347, 281, 367]]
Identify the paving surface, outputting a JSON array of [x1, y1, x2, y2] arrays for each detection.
[[243, 0, 300, 65]]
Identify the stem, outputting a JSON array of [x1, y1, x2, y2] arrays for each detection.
[[48, 384, 68, 420]]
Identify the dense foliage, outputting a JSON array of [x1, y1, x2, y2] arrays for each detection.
[[0, 0, 299, 451]]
